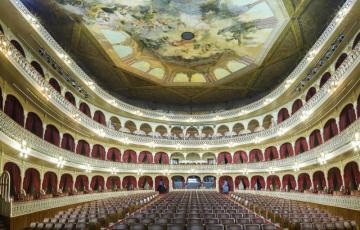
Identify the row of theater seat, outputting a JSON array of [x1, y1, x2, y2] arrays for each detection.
[[25, 192, 158, 230], [110, 191, 278, 230], [230, 193, 357, 230]]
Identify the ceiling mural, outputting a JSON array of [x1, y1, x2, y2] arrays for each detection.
[[56, 0, 289, 84]]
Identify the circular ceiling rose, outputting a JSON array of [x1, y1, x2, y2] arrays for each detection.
[[181, 32, 195, 41]]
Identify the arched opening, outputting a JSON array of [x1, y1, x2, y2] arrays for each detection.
[[61, 133, 75, 152], [79, 102, 91, 117], [203, 176, 216, 189], [186, 127, 199, 138], [155, 176, 169, 194], [186, 153, 201, 161], [339, 104, 356, 131], [280, 143, 294, 159], [170, 127, 183, 138], [172, 176, 185, 189], [0, 87, 3, 110], [344, 161, 360, 193], [3, 162, 21, 200], [264, 146, 279, 161], [217, 125, 229, 137], [249, 149, 263, 163], [277, 108, 290, 124], [49, 78, 61, 93], [109, 116, 121, 130], [139, 123, 152, 135], [170, 152, 185, 164], [90, 176, 104, 192], [155, 125, 168, 137], [313, 171, 326, 193], [294, 137, 308, 155], [76, 140, 90, 157], [357, 95, 360, 118], [0, 24, 3, 34], [44, 124, 60, 146], [233, 151, 247, 163], [25, 112, 43, 137], [93, 110, 106, 126], [232, 123, 245, 135], [122, 176, 137, 190], [250, 176, 265, 190], [335, 53, 348, 70], [202, 152, 216, 164], [91, 144, 106, 160], [323, 119, 338, 141], [320, 72, 331, 88], [154, 152, 169, 164], [217, 152, 232, 164], [327, 167, 343, 192], [202, 126, 214, 138], [353, 33, 360, 49], [106, 176, 121, 191], [309, 129, 322, 149], [305, 87, 316, 102], [235, 176, 249, 190], [4, 95, 24, 126], [59, 174, 73, 193], [291, 99, 303, 115], [23, 168, 40, 197], [262, 115, 274, 129], [138, 151, 153, 164], [298, 173, 312, 192], [65, 92, 76, 106], [10, 40, 25, 57], [31, 61, 45, 78], [247, 119, 259, 133], [123, 150, 137, 163], [282, 174, 296, 191], [124, 120, 137, 133], [107, 147, 121, 162], [138, 176, 153, 190], [266, 175, 281, 191], [219, 176, 233, 193], [42, 171, 57, 194], [75, 175, 89, 192]]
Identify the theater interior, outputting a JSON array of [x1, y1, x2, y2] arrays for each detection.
[[0, 0, 359, 229]]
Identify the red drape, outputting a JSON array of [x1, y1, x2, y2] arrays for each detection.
[[344, 162, 360, 192], [3, 162, 21, 199], [122, 176, 137, 190], [294, 137, 308, 155], [44, 125, 60, 146], [65, 92, 76, 106], [76, 140, 90, 157], [266, 176, 281, 191], [327, 167, 343, 192], [107, 148, 121, 162], [79, 102, 91, 118], [264, 146, 279, 161], [219, 176, 233, 192], [138, 151, 153, 164], [280, 143, 294, 159], [217, 152, 232, 164], [313, 171, 326, 192], [249, 149, 263, 163], [123, 150, 137, 163], [282, 175, 296, 190], [90, 176, 104, 191], [138, 176, 153, 189], [75, 175, 89, 192], [292, 99, 303, 115], [49, 78, 61, 93], [339, 104, 356, 131], [323, 119, 338, 141], [235, 176, 249, 189], [4, 95, 24, 126], [61, 133, 75, 152], [25, 112, 43, 138], [309, 129, 323, 149], [298, 173, 312, 192], [0, 87, 3, 110], [93, 110, 106, 126], [154, 152, 169, 164], [42, 172, 57, 194], [155, 176, 169, 193], [277, 108, 290, 124], [91, 144, 106, 160], [320, 72, 331, 88], [250, 176, 265, 190], [23, 168, 40, 196], [305, 87, 316, 102], [357, 95, 360, 118], [31, 61, 45, 78], [106, 176, 121, 190], [335, 53, 348, 69], [233, 151, 248, 163], [59, 174, 73, 193]]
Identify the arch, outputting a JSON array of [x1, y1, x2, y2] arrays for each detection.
[[155, 125, 168, 136], [44, 124, 60, 146], [219, 176, 233, 193], [4, 95, 24, 126], [291, 99, 303, 115], [320, 72, 331, 88], [282, 174, 296, 191], [249, 149, 263, 163], [294, 137, 308, 155], [42, 171, 57, 194], [3, 162, 21, 199], [339, 104, 356, 131], [106, 176, 121, 191], [109, 116, 121, 130], [170, 127, 183, 138], [172, 176, 185, 189], [202, 152, 216, 164], [79, 102, 91, 118], [0, 24, 3, 33], [217, 125, 229, 136], [65, 92, 76, 106], [91, 144, 106, 160], [10, 40, 25, 57], [138, 151, 153, 164], [232, 123, 245, 135], [139, 123, 152, 135], [61, 133, 75, 152], [186, 153, 201, 161], [309, 129, 322, 149], [262, 115, 274, 129], [328, 167, 343, 192], [123, 150, 137, 163], [75, 175, 89, 192], [250, 175, 265, 190], [247, 119, 259, 133], [124, 120, 137, 133], [155, 176, 169, 194], [31, 61, 45, 78], [93, 110, 106, 126], [305, 87, 316, 102], [335, 53, 348, 69], [313, 171, 326, 192], [277, 108, 290, 124], [49, 78, 61, 93], [0, 86, 2, 110], [107, 147, 121, 162], [233, 151, 248, 163], [203, 175, 216, 189], [264, 146, 279, 161], [59, 174, 73, 193], [90, 176, 104, 192], [235, 176, 249, 190], [122, 176, 137, 190], [23, 168, 40, 196], [266, 175, 281, 191], [357, 94, 360, 118], [353, 32, 360, 49], [280, 143, 294, 159], [323, 119, 338, 141], [154, 152, 169, 164], [25, 112, 43, 137], [298, 173, 312, 192], [186, 127, 199, 137], [344, 161, 360, 193], [170, 152, 185, 164], [202, 126, 214, 138], [76, 140, 90, 157], [217, 152, 232, 164], [138, 176, 153, 189]]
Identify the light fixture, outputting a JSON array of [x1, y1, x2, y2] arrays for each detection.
[[86, 81, 96, 90], [216, 169, 223, 176], [202, 144, 209, 150], [277, 127, 288, 136], [238, 110, 249, 116], [318, 152, 327, 165], [214, 115, 222, 121], [40, 86, 51, 100], [97, 129, 105, 137], [56, 156, 65, 168], [327, 79, 339, 94], [72, 113, 81, 122], [148, 141, 157, 148], [111, 167, 117, 175], [268, 167, 275, 175], [134, 110, 143, 116], [352, 132, 360, 151], [107, 99, 117, 106], [293, 162, 300, 172], [0, 35, 12, 57], [137, 169, 143, 176], [254, 136, 263, 144], [19, 140, 30, 158], [300, 110, 312, 121], [227, 142, 236, 148], [284, 79, 294, 89], [163, 169, 170, 176], [242, 168, 248, 175], [85, 164, 92, 173], [263, 98, 273, 106], [176, 143, 183, 150]]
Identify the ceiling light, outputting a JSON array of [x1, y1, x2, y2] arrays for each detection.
[[19, 140, 30, 158], [85, 164, 92, 173], [56, 157, 65, 168]]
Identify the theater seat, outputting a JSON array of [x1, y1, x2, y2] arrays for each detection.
[[148, 224, 166, 230], [172, 218, 186, 224], [188, 224, 205, 230], [141, 218, 155, 225], [300, 223, 313, 230], [261, 224, 276, 230], [205, 218, 219, 224], [188, 218, 203, 224], [112, 223, 129, 230], [206, 224, 225, 230], [130, 223, 146, 230], [167, 224, 186, 230], [244, 224, 261, 230], [126, 218, 139, 224], [225, 224, 243, 230]]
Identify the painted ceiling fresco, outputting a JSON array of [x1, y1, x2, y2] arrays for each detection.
[[57, 0, 289, 84]]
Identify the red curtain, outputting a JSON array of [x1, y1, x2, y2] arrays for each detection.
[[250, 176, 265, 190], [313, 171, 326, 192], [357, 95, 360, 118], [91, 144, 106, 160], [233, 151, 248, 163], [3, 162, 21, 199], [305, 87, 316, 102], [0, 87, 3, 110], [335, 53, 348, 69], [59, 174, 73, 193], [339, 104, 356, 131], [76, 140, 90, 157], [65, 92, 76, 106], [154, 152, 169, 164], [298, 173, 312, 192], [79, 102, 91, 118], [320, 72, 331, 88], [309, 129, 322, 149], [280, 143, 294, 159], [217, 152, 232, 164], [107, 148, 121, 162], [327, 167, 343, 192], [344, 161, 360, 192], [25, 112, 43, 138], [277, 108, 290, 124], [23, 168, 40, 196], [264, 146, 279, 161], [138, 151, 153, 163], [4, 95, 24, 126], [138, 176, 153, 189], [49, 78, 61, 93], [249, 149, 263, 163], [291, 99, 303, 115], [44, 125, 60, 146], [323, 119, 338, 141], [282, 175, 296, 190], [61, 133, 75, 152], [235, 176, 249, 189], [106, 176, 121, 190], [122, 176, 137, 190], [266, 176, 281, 191], [42, 172, 57, 194], [155, 176, 169, 193], [93, 110, 106, 126], [123, 150, 137, 163], [90, 176, 104, 191], [219, 176, 233, 192], [75, 175, 89, 192], [294, 137, 308, 155], [31, 61, 45, 78]]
